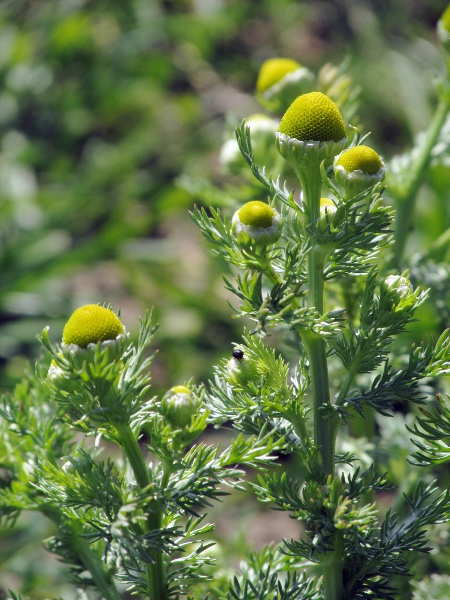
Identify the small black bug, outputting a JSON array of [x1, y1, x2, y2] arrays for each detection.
[[232, 349, 244, 360]]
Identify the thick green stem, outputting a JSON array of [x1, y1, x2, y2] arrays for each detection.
[[323, 532, 345, 600], [115, 423, 166, 600], [294, 162, 342, 600], [295, 162, 323, 226], [393, 99, 450, 269], [296, 164, 337, 476], [302, 331, 336, 476]]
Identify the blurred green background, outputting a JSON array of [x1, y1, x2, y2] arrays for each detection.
[[0, 0, 447, 394], [0, 0, 449, 595]]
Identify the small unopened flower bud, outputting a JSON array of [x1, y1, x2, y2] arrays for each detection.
[[225, 350, 261, 389], [256, 58, 315, 112], [62, 457, 86, 475], [47, 357, 77, 392], [334, 145, 385, 195], [219, 114, 278, 173], [380, 274, 415, 312], [232, 201, 282, 248], [318, 197, 337, 231], [382, 275, 413, 301], [438, 5, 450, 52], [276, 92, 347, 168], [161, 385, 200, 428], [62, 305, 124, 348], [320, 198, 337, 217]]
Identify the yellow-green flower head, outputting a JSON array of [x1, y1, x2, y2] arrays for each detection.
[[232, 201, 282, 247], [334, 145, 385, 194], [278, 92, 346, 142], [256, 59, 315, 112], [335, 145, 383, 175], [161, 385, 200, 428], [62, 304, 124, 348], [438, 4, 450, 50], [257, 59, 302, 93], [319, 197, 337, 216], [317, 198, 338, 232], [276, 92, 347, 168]]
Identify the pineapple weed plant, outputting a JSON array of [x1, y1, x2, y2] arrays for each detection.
[[4, 8, 450, 600]]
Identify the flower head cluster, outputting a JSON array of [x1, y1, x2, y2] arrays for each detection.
[[380, 274, 417, 313], [276, 92, 347, 168]]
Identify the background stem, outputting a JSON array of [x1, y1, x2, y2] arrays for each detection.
[[69, 520, 123, 600], [392, 99, 450, 269]]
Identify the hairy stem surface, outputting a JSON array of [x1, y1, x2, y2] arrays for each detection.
[[297, 165, 337, 476], [297, 163, 342, 600], [323, 532, 345, 600], [116, 423, 166, 600]]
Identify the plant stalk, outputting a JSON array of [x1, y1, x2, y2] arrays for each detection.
[[302, 330, 336, 477], [393, 98, 450, 269], [297, 165, 337, 477], [323, 531, 345, 600], [116, 423, 166, 600], [296, 162, 342, 600]]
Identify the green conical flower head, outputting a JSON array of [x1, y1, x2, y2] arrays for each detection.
[[232, 201, 282, 247], [62, 305, 124, 347], [317, 198, 338, 232], [278, 92, 346, 142], [335, 145, 383, 175], [238, 201, 275, 227], [334, 145, 385, 195], [257, 58, 302, 94]]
